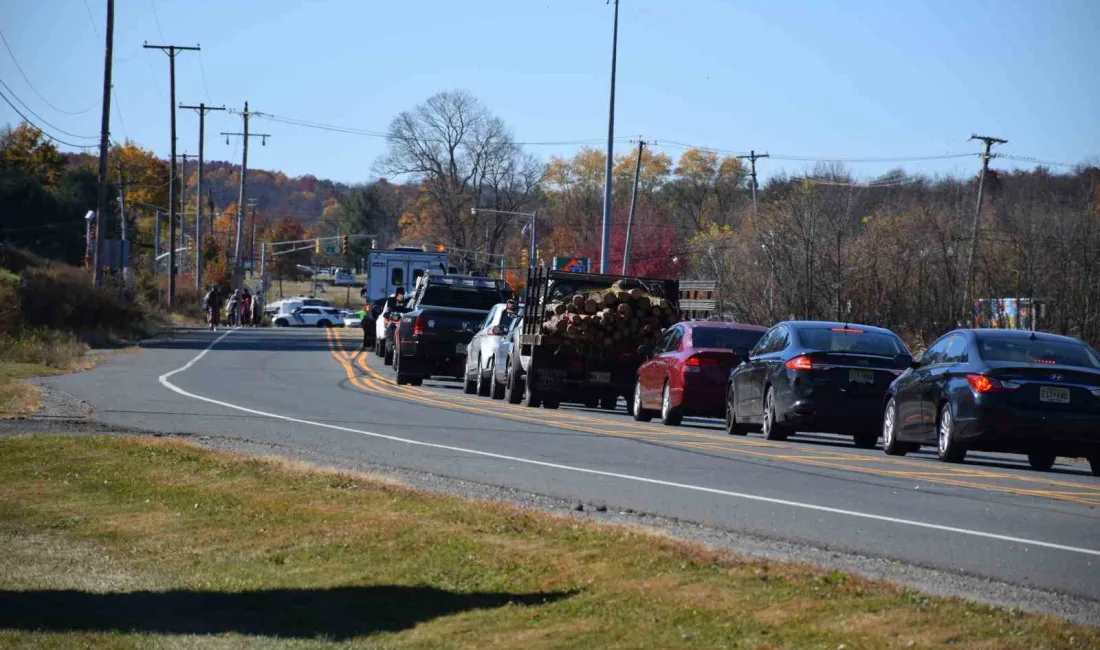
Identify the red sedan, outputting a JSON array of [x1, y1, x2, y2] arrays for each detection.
[[633, 321, 768, 426]]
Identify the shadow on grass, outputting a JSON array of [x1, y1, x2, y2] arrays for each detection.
[[0, 585, 575, 640]]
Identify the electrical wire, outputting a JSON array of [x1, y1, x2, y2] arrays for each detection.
[[149, 0, 166, 41], [0, 25, 95, 116], [0, 78, 98, 140], [197, 50, 214, 103], [81, 0, 100, 38], [0, 88, 98, 149], [998, 154, 1091, 170]]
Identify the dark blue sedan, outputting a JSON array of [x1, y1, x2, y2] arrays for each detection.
[[882, 329, 1100, 475], [726, 321, 912, 447]]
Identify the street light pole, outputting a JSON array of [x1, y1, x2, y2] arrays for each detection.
[[471, 207, 538, 269], [599, 0, 619, 274]]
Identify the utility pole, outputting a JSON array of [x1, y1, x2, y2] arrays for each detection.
[[737, 150, 769, 218], [144, 42, 200, 307], [599, 0, 619, 274], [92, 0, 114, 289], [248, 199, 258, 277], [962, 133, 1007, 324], [176, 152, 190, 276], [116, 164, 127, 298], [622, 138, 645, 275], [180, 103, 226, 291], [222, 102, 270, 273]]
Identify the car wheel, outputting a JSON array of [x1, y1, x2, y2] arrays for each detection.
[[600, 393, 617, 411], [660, 382, 682, 427], [383, 340, 394, 366], [725, 384, 749, 436], [505, 360, 525, 405], [936, 403, 966, 463], [490, 364, 506, 400], [274, 318, 288, 327], [374, 339, 384, 358], [584, 396, 600, 409], [393, 345, 409, 386], [632, 379, 652, 422], [463, 364, 477, 394], [542, 394, 560, 409], [882, 398, 908, 456], [853, 431, 879, 449], [762, 387, 790, 441], [1089, 456, 1100, 477], [476, 359, 491, 397], [1027, 452, 1056, 472]]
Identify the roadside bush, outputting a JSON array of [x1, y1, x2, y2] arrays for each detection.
[[0, 269, 20, 334], [0, 328, 87, 367]]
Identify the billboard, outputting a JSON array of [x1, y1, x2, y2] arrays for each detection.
[[552, 257, 590, 273]]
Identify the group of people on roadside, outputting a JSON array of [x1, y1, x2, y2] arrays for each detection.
[[201, 286, 263, 332]]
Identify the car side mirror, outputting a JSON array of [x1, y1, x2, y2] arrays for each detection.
[[638, 345, 652, 358], [908, 355, 921, 369]]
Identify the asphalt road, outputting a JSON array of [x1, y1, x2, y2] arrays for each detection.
[[44, 327, 1100, 602]]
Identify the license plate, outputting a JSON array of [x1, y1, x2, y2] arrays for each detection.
[[849, 369, 875, 385], [1039, 386, 1070, 404], [590, 372, 611, 384], [456, 343, 466, 354]]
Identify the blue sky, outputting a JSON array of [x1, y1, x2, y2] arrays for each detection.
[[2, 0, 1097, 185]]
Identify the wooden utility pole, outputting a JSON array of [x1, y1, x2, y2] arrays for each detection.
[[962, 134, 1007, 324], [116, 163, 127, 298], [176, 152, 191, 275], [737, 150, 770, 218], [92, 0, 114, 289], [222, 103, 270, 272], [621, 138, 646, 275], [180, 103, 225, 291], [144, 42, 200, 307], [599, 0, 619, 274]]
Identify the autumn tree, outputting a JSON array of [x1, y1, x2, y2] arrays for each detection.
[[0, 124, 66, 188]]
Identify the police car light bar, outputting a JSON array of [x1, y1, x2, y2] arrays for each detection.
[[433, 276, 506, 289]]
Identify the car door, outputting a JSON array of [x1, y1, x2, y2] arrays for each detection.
[[916, 335, 955, 441], [494, 315, 521, 384], [762, 326, 794, 409], [643, 328, 677, 407], [736, 326, 779, 420], [658, 326, 686, 394], [295, 307, 320, 326]]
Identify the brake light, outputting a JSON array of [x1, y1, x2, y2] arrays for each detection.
[[830, 327, 864, 334], [685, 356, 719, 372], [966, 374, 1018, 393], [412, 316, 425, 337], [785, 355, 813, 371], [1032, 359, 1057, 365]]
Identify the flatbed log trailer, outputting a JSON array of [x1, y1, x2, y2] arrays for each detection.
[[516, 267, 679, 411]]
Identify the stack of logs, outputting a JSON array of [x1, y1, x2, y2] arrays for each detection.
[[540, 280, 678, 350]]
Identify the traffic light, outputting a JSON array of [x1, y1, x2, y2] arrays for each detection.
[[521, 248, 529, 267], [341, 235, 349, 256], [314, 238, 321, 254]]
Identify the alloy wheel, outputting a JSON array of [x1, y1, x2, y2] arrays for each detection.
[[883, 401, 896, 446], [938, 409, 951, 455]]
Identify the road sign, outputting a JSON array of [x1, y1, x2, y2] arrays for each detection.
[[553, 257, 589, 273], [324, 246, 339, 254]]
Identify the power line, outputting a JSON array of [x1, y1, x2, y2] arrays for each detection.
[[0, 78, 98, 139], [81, 0, 100, 38], [0, 88, 97, 149], [0, 25, 95, 116], [652, 139, 977, 164], [998, 154, 1091, 170], [196, 50, 214, 103], [149, 0, 166, 41]]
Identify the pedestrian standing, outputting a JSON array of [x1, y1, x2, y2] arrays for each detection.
[[250, 291, 263, 326], [240, 289, 252, 327], [202, 285, 222, 332], [226, 290, 240, 327]]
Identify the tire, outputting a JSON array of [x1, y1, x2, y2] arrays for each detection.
[[853, 431, 879, 449], [660, 382, 682, 427], [1089, 457, 1100, 477], [383, 340, 394, 366], [374, 339, 384, 358], [523, 363, 541, 408], [463, 364, 477, 394], [490, 365, 506, 400], [936, 403, 967, 463], [274, 318, 288, 327], [882, 398, 908, 456], [505, 360, 524, 405], [725, 384, 749, 436], [600, 394, 617, 411], [393, 346, 411, 386], [542, 394, 560, 409], [632, 379, 652, 422], [476, 359, 491, 397], [317, 320, 331, 328], [1027, 452, 1056, 472], [584, 396, 600, 409], [762, 387, 791, 441]]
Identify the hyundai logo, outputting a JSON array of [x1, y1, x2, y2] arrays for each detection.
[[1049, 373, 1063, 381]]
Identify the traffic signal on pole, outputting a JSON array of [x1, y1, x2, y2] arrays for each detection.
[[521, 248, 529, 266], [315, 238, 321, 254], [341, 235, 349, 256]]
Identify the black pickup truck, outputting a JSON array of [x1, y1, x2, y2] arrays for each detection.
[[391, 275, 512, 385]]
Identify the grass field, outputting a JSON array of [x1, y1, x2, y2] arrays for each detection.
[[0, 435, 1095, 649]]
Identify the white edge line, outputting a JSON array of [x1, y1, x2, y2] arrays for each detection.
[[158, 328, 1100, 559]]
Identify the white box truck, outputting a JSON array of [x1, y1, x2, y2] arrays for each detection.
[[364, 246, 452, 303]]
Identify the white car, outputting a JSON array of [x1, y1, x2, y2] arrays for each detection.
[[342, 310, 363, 328], [463, 303, 522, 397], [272, 305, 344, 328]]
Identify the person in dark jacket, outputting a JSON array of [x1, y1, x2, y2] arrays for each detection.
[[202, 286, 222, 331]]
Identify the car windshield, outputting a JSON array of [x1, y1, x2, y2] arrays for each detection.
[[499, 312, 520, 330], [691, 328, 765, 351], [798, 327, 905, 357], [977, 336, 1100, 368], [422, 286, 505, 310]]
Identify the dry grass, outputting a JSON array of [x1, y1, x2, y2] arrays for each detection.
[[0, 435, 1095, 649]]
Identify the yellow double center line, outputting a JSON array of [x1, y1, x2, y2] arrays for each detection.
[[323, 329, 1100, 507]]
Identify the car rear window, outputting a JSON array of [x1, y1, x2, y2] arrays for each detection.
[[422, 286, 506, 311], [692, 328, 765, 351], [977, 336, 1100, 368], [798, 327, 905, 357]]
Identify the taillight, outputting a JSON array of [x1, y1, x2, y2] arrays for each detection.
[[685, 356, 719, 372], [412, 316, 425, 337], [785, 355, 813, 371], [966, 374, 1019, 393]]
